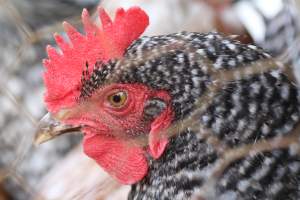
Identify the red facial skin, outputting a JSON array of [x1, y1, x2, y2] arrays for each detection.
[[60, 83, 173, 184]]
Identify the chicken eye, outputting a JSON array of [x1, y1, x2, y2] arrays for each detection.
[[108, 91, 127, 107]]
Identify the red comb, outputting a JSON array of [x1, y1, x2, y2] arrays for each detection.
[[43, 7, 149, 112]]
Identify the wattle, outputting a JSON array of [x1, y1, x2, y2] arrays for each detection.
[[82, 133, 148, 184]]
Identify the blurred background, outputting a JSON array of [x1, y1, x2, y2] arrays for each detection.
[[0, 0, 300, 199]]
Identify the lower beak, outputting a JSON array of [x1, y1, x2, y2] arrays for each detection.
[[34, 112, 81, 145]]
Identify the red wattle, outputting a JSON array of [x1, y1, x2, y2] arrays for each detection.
[[83, 133, 148, 184]]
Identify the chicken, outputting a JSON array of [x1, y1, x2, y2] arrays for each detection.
[[36, 6, 300, 200]]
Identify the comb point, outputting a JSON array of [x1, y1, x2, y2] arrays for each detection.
[[98, 7, 112, 30], [53, 33, 70, 52], [82, 8, 98, 36], [63, 22, 84, 46]]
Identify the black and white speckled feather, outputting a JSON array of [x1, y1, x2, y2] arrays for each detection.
[[82, 32, 300, 200]]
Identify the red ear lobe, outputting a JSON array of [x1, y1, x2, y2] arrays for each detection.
[[149, 107, 173, 159], [149, 135, 168, 159]]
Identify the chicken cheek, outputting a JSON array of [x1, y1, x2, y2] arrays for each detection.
[[83, 133, 148, 184]]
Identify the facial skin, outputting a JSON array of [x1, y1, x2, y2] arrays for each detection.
[[35, 83, 173, 184]]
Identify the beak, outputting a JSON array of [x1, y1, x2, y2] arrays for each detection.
[[34, 112, 82, 145]]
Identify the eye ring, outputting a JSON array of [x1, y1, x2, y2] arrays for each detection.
[[107, 91, 128, 108]]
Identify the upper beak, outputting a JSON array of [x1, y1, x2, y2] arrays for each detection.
[[34, 112, 82, 145]]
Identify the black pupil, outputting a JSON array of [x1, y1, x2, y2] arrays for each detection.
[[112, 94, 122, 103]]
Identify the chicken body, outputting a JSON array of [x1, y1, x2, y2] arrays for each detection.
[[99, 32, 300, 200]]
